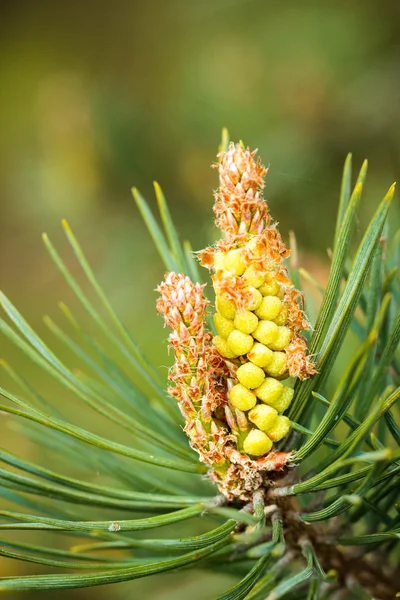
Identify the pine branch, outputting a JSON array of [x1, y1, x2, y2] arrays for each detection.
[[0, 132, 398, 599]]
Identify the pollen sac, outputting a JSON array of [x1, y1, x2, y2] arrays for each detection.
[[273, 306, 289, 326], [234, 309, 259, 334], [247, 342, 274, 368], [255, 377, 284, 404], [269, 326, 293, 351], [248, 404, 278, 431], [259, 278, 281, 296], [243, 286, 263, 310], [229, 383, 257, 411], [223, 248, 246, 276], [255, 296, 282, 320], [265, 415, 291, 441], [216, 295, 236, 319], [243, 428, 273, 456], [277, 387, 295, 410], [264, 385, 294, 412], [213, 335, 238, 359], [227, 330, 254, 356], [253, 320, 279, 346], [236, 362, 265, 389], [242, 265, 265, 288], [265, 351, 287, 377], [214, 312, 235, 339]]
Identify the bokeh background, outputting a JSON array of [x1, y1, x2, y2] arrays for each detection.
[[0, 0, 399, 598]]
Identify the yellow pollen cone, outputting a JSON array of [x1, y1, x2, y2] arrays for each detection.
[[223, 249, 246, 276], [247, 342, 274, 368], [229, 384, 257, 411], [213, 335, 238, 359], [274, 387, 294, 412], [255, 377, 284, 405], [248, 404, 278, 431], [273, 306, 289, 326], [255, 296, 282, 320], [237, 363, 265, 389], [244, 286, 263, 310], [265, 352, 287, 377], [265, 415, 291, 441], [253, 320, 279, 346], [234, 309, 259, 334], [259, 279, 280, 296], [243, 429, 273, 456], [227, 330, 254, 355], [214, 312, 235, 339], [216, 295, 236, 319], [263, 385, 294, 412], [269, 327, 293, 351], [243, 266, 264, 288]]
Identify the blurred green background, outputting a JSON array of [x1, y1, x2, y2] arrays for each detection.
[[0, 0, 399, 598]]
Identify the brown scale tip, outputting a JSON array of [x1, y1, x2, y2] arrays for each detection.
[[213, 142, 271, 238]]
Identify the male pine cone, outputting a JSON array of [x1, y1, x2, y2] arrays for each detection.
[[157, 142, 316, 501]]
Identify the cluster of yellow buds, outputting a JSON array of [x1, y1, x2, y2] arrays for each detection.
[[157, 141, 315, 500], [212, 256, 294, 456], [199, 142, 316, 458]]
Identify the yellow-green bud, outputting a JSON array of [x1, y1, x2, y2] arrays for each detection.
[[255, 377, 284, 405], [216, 295, 236, 319], [237, 363, 265, 389], [247, 342, 274, 368], [242, 266, 264, 288], [214, 312, 235, 339], [223, 249, 246, 276], [259, 279, 280, 296], [234, 309, 259, 334], [265, 385, 294, 412], [266, 415, 291, 441], [273, 306, 289, 326], [248, 404, 278, 431], [256, 378, 294, 413], [269, 326, 293, 351], [255, 296, 282, 320], [243, 428, 273, 456], [265, 352, 287, 377], [213, 335, 238, 359], [244, 286, 263, 310], [253, 320, 279, 346], [229, 383, 257, 411], [227, 330, 254, 356]]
